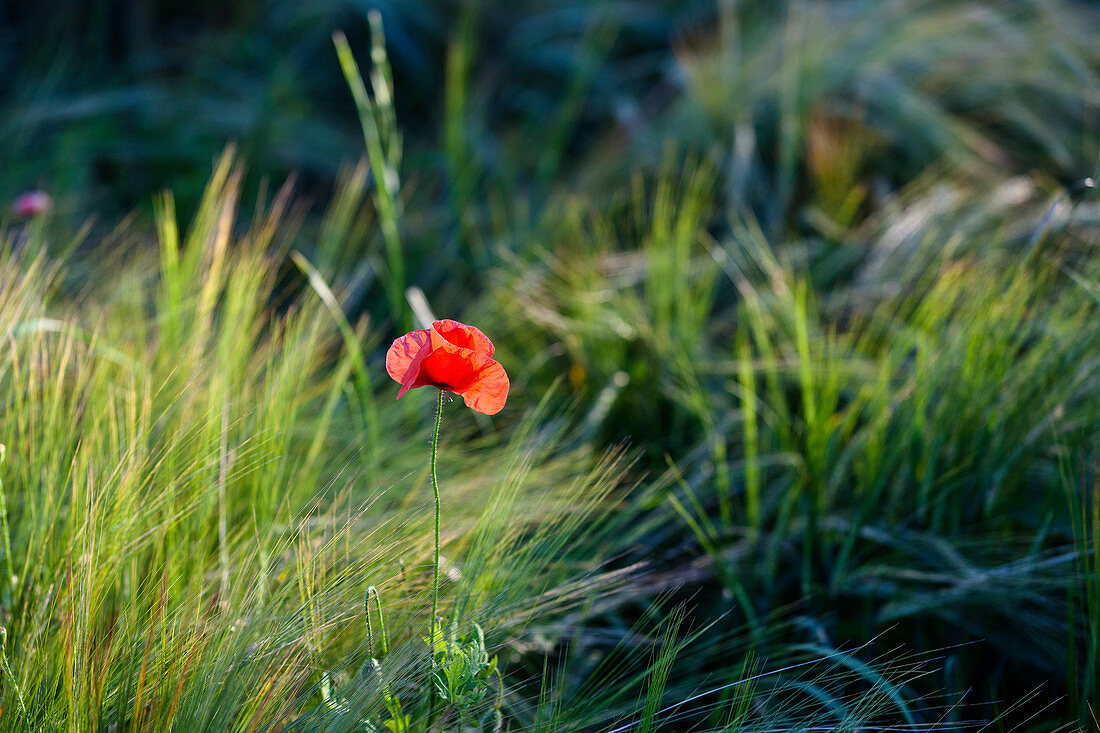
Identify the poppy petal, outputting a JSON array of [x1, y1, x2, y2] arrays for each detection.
[[431, 319, 494, 358], [386, 329, 430, 384], [397, 342, 442, 398], [417, 344, 487, 392], [457, 359, 509, 415]]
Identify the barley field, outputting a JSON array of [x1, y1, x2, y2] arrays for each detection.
[[1, 1, 1099, 730]]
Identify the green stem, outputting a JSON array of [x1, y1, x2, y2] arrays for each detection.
[[428, 389, 445, 727], [0, 629, 26, 721], [430, 389, 445, 631], [0, 446, 14, 597]]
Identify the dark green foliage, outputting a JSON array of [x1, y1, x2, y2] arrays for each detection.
[[2, 0, 1100, 730]]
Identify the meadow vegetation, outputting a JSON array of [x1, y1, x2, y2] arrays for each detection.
[[2, 0, 1100, 730]]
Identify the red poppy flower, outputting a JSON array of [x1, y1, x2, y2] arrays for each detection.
[[386, 319, 509, 415]]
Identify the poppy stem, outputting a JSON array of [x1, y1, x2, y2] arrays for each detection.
[[430, 387, 444, 635], [428, 388, 445, 725]]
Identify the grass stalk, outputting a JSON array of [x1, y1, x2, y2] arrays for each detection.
[[0, 445, 14, 599], [333, 26, 408, 332]]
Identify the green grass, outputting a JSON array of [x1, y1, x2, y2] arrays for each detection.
[[3, 0, 1100, 730], [0, 153, 939, 732], [0, 162, 645, 731]]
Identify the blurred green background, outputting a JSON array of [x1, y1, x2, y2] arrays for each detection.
[[2, 0, 695, 217], [3, 0, 1096, 217], [3, 0, 1100, 729]]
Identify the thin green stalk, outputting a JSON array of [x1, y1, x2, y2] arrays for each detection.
[[367, 586, 388, 659], [365, 589, 375, 659], [428, 389, 446, 728], [0, 445, 14, 597], [218, 404, 229, 609], [431, 389, 445, 630], [736, 335, 760, 528], [332, 27, 409, 332], [0, 628, 27, 722]]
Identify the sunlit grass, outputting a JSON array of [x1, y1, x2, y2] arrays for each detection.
[[3, 0, 1100, 729]]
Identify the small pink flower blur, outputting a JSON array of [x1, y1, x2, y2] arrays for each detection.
[[13, 191, 52, 219]]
